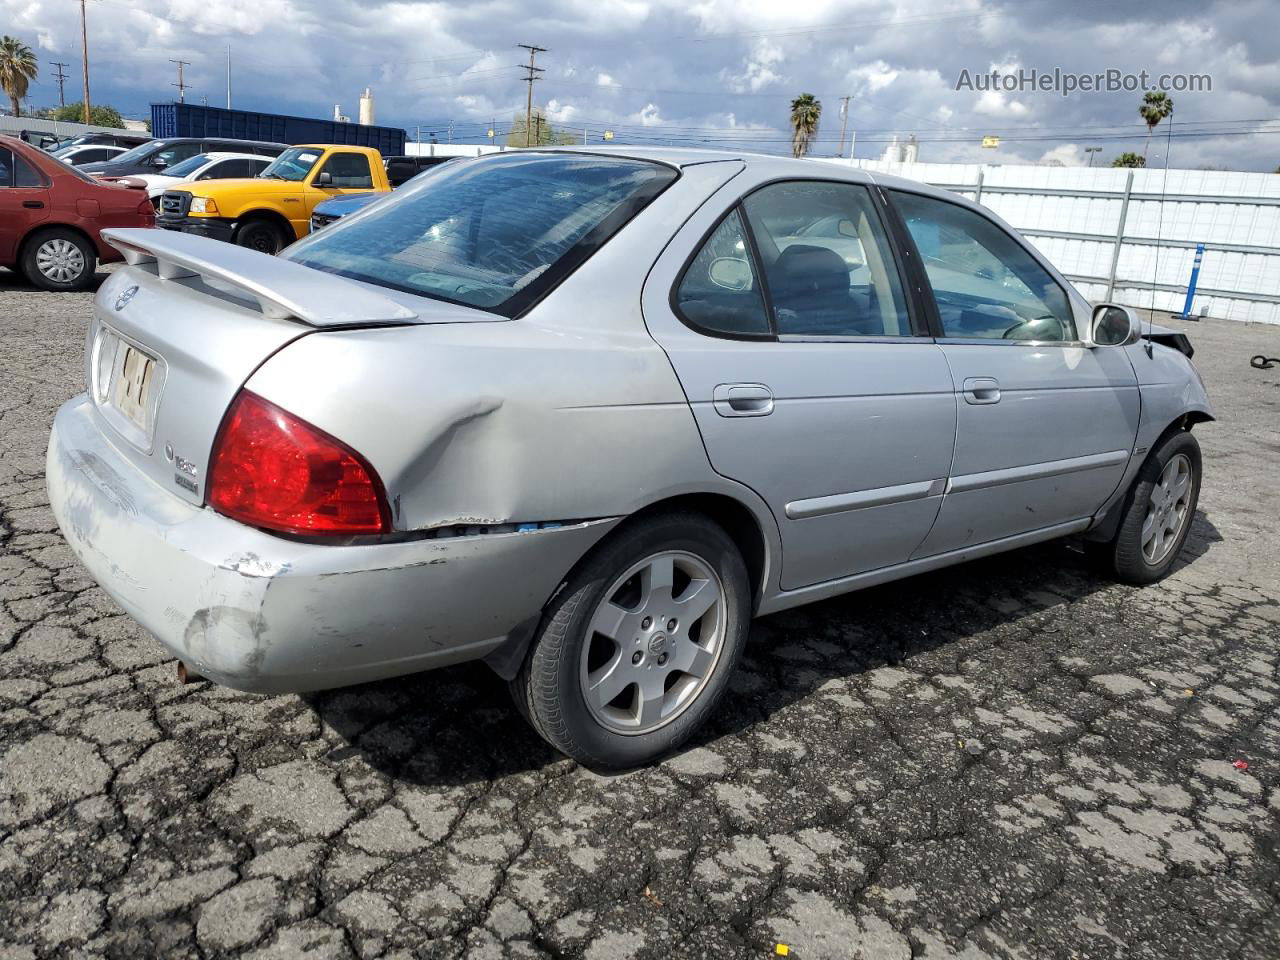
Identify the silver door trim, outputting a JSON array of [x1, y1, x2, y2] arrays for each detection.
[[947, 449, 1130, 494], [786, 478, 947, 520]]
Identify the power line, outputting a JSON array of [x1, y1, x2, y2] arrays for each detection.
[[49, 62, 70, 108], [78, 0, 91, 124], [170, 59, 191, 103], [517, 43, 547, 147]]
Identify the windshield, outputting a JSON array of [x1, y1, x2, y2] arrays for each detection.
[[259, 147, 323, 181], [107, 141, 166, 165], [163, 154, 213, 178], [285, 152, 676, 315]]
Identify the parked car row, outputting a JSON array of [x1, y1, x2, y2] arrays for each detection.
[[0, 135, 153, 290]]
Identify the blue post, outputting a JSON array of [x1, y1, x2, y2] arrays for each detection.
[[1180, 243, 1205, 321]]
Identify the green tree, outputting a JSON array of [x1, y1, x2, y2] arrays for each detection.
[[0, 35, 38, 119], [1139, 91, 1173, 160], [52, 102, 125, 128], [1112, 152, 1146, 168], [789, 93, 822, 158], [506, 107, 578, 147]]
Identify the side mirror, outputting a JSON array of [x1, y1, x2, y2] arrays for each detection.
[[316, 171, 333, 186], [1091, 303, 1140, 347]]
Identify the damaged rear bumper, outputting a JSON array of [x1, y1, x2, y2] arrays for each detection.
[[47, 395, 617, 693]]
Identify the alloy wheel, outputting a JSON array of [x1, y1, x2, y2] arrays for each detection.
[[1141, 453, 1193, 564], [579, 550, 726, 735]]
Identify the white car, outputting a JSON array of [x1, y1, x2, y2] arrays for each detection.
[[100, 151, 272, 207], [51, 143, 129, 166]]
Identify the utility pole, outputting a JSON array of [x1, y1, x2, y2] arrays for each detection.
[[836, 95, 851, 159], [78, 0, 91, 124], [50, 62, 69, 108], [171, 60, 191, 103], [1085, 146, 1102, 167], [225, 46, 231, 108], [516, 44, 546, 147]]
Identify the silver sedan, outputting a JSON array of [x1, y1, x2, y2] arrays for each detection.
[[47, 148, 1212, 768]]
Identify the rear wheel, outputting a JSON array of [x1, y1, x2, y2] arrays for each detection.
[[21, 228, 97, 292], [512, 513, 750, 768], [233, 218, 288, 255], [1091, 430, 1201, 584]]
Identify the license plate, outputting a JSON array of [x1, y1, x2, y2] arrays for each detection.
[[112, 343, 156, 431]]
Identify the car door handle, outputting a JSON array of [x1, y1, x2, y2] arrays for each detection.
[[22, 200, 44, 209], [963, 377, 1001, 405], [713, 383, 774, 417]]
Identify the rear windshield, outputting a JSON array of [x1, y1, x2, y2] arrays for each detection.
[[164, 153, 213, 178], [284, 152, 677, 316]]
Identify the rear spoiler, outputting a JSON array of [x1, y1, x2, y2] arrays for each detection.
[[101, 227, 418, 327]]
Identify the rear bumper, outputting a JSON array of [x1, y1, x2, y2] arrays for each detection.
[[154, 215, 235, 243], [47, 396, 617, 693]]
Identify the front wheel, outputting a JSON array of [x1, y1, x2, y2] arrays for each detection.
[[21, 228, 97, 292], [232, 218, 287, 255], [1091, 430, 1202, 584], [512, 513, 750, 768]]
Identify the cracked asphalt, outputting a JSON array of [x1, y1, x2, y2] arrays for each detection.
[[2, 265, 1279, 960]]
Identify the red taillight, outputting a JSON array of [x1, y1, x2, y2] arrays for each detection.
[[207, 391, 390, 536]]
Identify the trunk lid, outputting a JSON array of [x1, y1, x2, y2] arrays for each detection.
[[89, 229, 499, 509]]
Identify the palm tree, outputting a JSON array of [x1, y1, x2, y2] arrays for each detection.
[[790, 93, 822, 159], [0, 36, 38, 119], [1139, 91, 1173, 160]]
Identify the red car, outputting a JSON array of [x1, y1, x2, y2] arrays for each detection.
[[0, 134, 154, 291]]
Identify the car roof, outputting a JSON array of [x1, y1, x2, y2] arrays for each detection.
[[197, 152, 267, 161]]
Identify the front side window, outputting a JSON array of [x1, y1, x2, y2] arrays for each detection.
[[317, 152, 374, 188], [742, 181, 911, 337], [675, 209, 770, 337], [891, 190, 1076, 342], [285, 152, 677, 315], [259, 147, 323, 182]]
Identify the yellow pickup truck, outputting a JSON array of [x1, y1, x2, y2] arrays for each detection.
[[154, 144, 391, 254]]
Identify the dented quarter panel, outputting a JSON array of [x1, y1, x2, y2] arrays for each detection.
[[48, 395, 619, 692]]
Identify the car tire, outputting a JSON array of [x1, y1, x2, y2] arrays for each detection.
[[233, 218, 288, 255], [1090, 430, 1202, 585], [512, 512, 750, 769], [20, 228, 97, 292]]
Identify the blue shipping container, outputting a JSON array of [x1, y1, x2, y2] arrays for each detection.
[[151, 102, 406, 155]]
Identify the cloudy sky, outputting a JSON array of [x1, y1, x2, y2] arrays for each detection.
[[4, 0, 1278, 170]]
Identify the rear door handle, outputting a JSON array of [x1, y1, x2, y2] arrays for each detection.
[[713, 383, 774, 417], [22, 200, 44, 209], [963, 377, 1001, 405]]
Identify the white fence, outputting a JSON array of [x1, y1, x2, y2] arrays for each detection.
[[820, 158, 1280, 325], [0, 115, 143, 141]]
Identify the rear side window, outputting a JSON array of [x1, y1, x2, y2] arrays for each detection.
[[674, 209, 770, 337], [318, 152, 374, 188], [0, 149, 44, 187], [743, 181, 910, 337], [286, 152, 677, 316]]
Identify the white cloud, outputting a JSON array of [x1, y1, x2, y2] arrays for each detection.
[[631, 102, 664, 126], [1040, 143, 1083, 166], [722, 39, 785, 93], [546, 98, 578, 123], [597, 73, 618, 87], [974, 89, 1029, 117]]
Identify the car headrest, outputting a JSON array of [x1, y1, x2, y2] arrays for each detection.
[[772, 244, 848, 300]]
